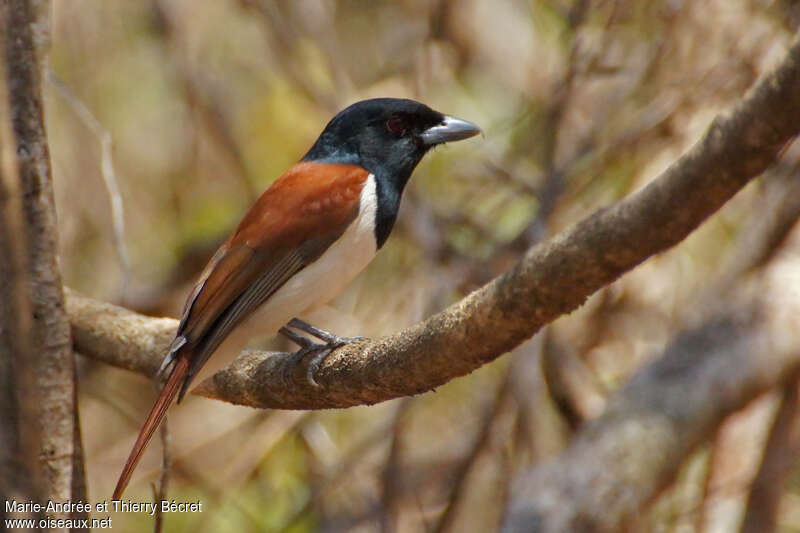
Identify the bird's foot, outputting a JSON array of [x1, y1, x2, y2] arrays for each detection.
[[286, 317, 364, 346], [279, 318, 363, 387]]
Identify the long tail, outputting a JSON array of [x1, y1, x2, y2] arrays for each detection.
[[112, 356, 190, 499]]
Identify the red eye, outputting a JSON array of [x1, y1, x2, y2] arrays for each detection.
[[386, 115, 407, 135]]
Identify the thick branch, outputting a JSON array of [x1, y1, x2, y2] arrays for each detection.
[[66, 288, 176, 378], [0, 34, 42, 510], [2, 0, 87, 511], [68, 34, 800, 410]]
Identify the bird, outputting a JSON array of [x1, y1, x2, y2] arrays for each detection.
[[112, 97, 481, 499]]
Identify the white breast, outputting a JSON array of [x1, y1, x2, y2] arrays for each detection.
[[188, 175, 379, 387], [240, 174, 379, 337]]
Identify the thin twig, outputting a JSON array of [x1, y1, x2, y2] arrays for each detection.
[[380, 399, 413, 533], [276, 420, 398, 533], [433, 370, 514, 533], [740, 377, 800, 533], [539, 331, 606, 430], [47, 70, 131, 298], [238, 0, 340, 112], [151, 405, 171, 533], [151, 0, 259, 202]]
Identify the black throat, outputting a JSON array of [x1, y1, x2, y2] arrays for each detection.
[[371, 166, 413, 248]]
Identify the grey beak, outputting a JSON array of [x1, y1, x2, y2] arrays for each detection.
[[420, 115, 482, 146]]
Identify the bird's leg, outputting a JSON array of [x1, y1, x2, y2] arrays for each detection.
[[279, 319, 362, 387], [279, 326, 330, 387], [287, 317, 364, 345], [278, 325, 317, 351]]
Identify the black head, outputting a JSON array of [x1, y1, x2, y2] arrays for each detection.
[[303, 98, 480, 248], [302, 98, 480, 186]]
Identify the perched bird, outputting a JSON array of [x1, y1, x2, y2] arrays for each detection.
[[113, 98, 481, 499]]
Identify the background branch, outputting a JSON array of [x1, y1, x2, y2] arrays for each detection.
[[501, 131, 800, 532], [740, 377, 800, 533], [47, 70, 131, 297], [501, 303, 800, 532]]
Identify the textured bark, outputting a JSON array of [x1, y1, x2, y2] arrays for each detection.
[[501, 308, 800, 533], [66, 288, 177, 378], [66, 34, 800, 411], [0, 38, 43, 516], [2, 0, 87, 522]]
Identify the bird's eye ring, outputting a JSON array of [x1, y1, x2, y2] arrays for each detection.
[[386, 115, 408, 135]]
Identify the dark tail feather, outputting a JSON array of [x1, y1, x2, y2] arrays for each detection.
[[112, 356, 190, 500]]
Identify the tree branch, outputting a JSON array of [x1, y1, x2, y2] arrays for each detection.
[[67, 288, 176, 378], [740, 377, 800, 533], [68, 33, 800, 411], [47, 70, 131, 296], [501, 304, 800, 532], [2, 0, 87, 512], [0, 29, 43, 511]]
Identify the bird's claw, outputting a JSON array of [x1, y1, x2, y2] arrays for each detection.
[[279, 320, 362, 387]]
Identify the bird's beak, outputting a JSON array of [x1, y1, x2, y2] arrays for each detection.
[[420, 115, 482, 146]]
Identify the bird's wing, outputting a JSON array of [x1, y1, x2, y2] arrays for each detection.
[[113, 162, 369, 500], [172, 161, 371, 396]]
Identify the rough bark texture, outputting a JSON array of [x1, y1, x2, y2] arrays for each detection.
[[2, 0, 87, 520], [0, 36, 43, 516], [501, 308, 800, 532], [66, 288, 177, 378], [66, 34, 800, 412]]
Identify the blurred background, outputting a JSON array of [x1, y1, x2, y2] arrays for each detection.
[[47, 0, 800, 531]]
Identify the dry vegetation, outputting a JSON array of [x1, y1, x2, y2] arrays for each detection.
[[4, 0, 800, 531]]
